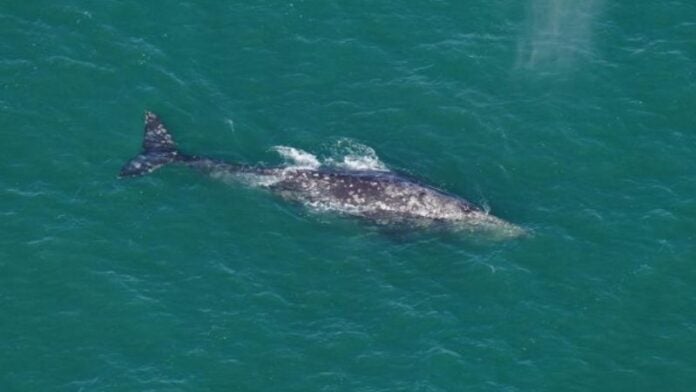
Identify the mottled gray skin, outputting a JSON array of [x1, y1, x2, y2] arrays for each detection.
[[202, 161, 473, 217], [264, 169, 476, 222], [177, 157, 522, 235], [121, 112, 524, 236]]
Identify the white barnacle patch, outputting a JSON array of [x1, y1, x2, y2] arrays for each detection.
[[406, 196, 421, 209]]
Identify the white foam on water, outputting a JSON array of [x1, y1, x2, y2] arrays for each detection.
[[273, 140, 390, 172], [272, 146, 321, 169], [338, 154, 389, 171], [325, 138, 390, 172]]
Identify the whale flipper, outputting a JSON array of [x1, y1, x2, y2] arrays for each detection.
[[120, 111, 180, 177]]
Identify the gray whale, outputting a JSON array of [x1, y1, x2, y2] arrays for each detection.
[[121, 112, 524, 237]]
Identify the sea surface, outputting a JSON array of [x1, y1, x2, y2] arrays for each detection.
[[2, 1, 695, 391]]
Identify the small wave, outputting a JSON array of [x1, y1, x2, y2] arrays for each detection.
[[273, 140, 389, 172], [272, 146, 321, 169], [325, 138, 390, 172], [338, 154, 389, 171]]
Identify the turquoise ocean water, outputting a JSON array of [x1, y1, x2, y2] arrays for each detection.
[[2, 1, 695, 390]]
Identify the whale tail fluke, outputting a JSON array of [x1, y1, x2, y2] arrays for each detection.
[[119, 111, 181, 177]]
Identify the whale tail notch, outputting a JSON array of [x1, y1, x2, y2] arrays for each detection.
[[119, 111, 181, 178]]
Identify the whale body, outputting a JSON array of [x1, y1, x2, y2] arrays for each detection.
[[120, 112, 524, 237]]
